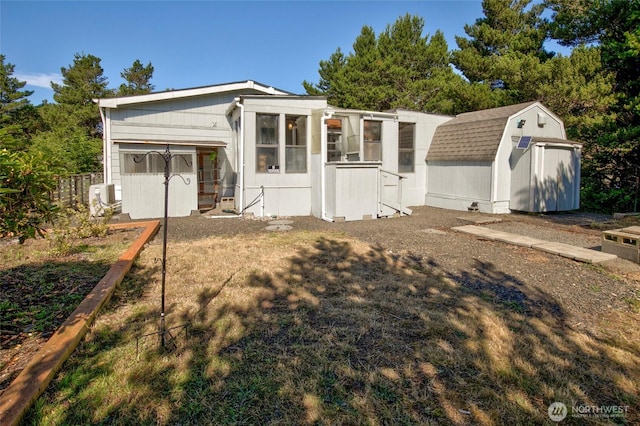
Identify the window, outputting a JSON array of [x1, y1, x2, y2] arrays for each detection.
[[363, 120, 382, 161], [326, 118, 342, 162], [285, 115, 307, 173], [122, 152, 193, 174], [256, 114, 279, 173], [398, 122, 415, 173]]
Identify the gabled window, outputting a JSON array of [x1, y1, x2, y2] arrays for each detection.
[[256, 114, 279, 173], [285, 115, 307, 173], [363, 120, 382, 161], [398, 122, 415, 173]]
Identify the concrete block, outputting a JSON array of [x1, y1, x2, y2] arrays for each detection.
[[602, 227, 640, 263]]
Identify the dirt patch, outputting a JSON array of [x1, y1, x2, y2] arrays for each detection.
[[0, 228, 141, 394]]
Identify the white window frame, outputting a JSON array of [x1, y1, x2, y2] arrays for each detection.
[[398, 122, 415, 173], [256, 113, 279, 173]]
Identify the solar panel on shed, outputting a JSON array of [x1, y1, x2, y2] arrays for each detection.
[[517, 135, 532, 149]]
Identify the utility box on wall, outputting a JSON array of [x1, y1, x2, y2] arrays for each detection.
[[89, 184, 116, 216]]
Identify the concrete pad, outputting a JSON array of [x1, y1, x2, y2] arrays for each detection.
[[268, 220, 293, 226], [457, 216, 502, 225], [265, 224, 292, 231], [533, 242, 617, 264], [453, 224, 617, 264], [493, 234, 546, 248], [452, 225, 497, 238]]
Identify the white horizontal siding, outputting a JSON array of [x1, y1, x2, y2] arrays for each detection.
[[111, 122, 230, 143]]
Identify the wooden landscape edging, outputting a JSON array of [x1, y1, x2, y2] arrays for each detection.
[[0, 220, 160, 426]]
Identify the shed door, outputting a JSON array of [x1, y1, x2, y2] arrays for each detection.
[[539, 146, 576, 212], [556, 147, 576, 211]]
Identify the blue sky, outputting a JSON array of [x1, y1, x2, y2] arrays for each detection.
[[1, 1, 563, 105]]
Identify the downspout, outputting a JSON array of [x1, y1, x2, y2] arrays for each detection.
[[321, 110, 334, 222], [233, 98, 245, 216], [98, 106, 110, 184]]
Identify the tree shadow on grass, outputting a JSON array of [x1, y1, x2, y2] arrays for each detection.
[[23, 235, 640, 425]]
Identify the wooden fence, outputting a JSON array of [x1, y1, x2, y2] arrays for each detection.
[[51, 173, 103, 208]]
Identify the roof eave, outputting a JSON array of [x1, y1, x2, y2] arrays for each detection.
[[94, 80, 291, 108]]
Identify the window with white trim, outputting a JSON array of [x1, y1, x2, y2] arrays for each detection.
[[363, 120, 382, 161], [398, 122, 415, 173], [256, 114, 279, 173], [285, 115, 307, 173]]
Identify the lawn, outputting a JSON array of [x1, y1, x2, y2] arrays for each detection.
[[20, 229, 640, 425]]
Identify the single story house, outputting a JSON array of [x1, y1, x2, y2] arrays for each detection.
[[95, 81, 581, 220]]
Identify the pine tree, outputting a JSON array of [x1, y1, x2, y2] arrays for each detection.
[[0, 55, 42, 150], [452, 0, 551, 106], [303, 14, 468, 114], [31, 53, 112, 174], [119, 59, 155, 96], [548, 0, 640, 212], [50, 52, 112, 138]]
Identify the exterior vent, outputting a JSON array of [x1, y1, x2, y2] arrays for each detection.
[[538, 112, 547, 127]]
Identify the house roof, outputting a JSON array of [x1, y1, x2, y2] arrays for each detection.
[[94, 80, 292, 108], [426, 101, 539, 162]]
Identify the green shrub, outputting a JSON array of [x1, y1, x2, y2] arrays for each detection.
[[47, 203, 113, 256], [0, 148, 58, 242]]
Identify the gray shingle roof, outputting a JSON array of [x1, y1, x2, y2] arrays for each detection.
[[427, 101, 538, 162]]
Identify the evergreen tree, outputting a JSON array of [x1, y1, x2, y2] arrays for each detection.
[[118, 59, 155, 96], [548, 0, 640, 212], [302, 48, 347, 104], [452, 0, 551, 106], [31, 53, 112, 174], [536, 46, 616, 132], [50, 52, 112, 139], [303, 14, 467, 114], [0, 55, 42, 150]]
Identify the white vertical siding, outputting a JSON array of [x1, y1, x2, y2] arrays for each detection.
[[509, 143, 533, 211], [494, 106, 565, 207], [324, 163, 379, 221], [118, 144, 197, 218]]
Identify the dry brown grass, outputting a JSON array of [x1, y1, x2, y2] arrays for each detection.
[[24, 230, 640, 425]]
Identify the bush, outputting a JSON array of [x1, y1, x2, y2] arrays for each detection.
[[47, 203, 113, 256], [0, 148, 58, 242]]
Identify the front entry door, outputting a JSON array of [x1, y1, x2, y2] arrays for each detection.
[[197, 149, 219, 210]]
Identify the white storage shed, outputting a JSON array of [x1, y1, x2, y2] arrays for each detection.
[[425, 101, 581, 213]]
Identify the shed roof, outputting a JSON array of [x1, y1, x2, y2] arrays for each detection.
[[426, 101, 538, 162]]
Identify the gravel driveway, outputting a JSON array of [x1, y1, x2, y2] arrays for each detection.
[[144, 206, 640, 340]]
